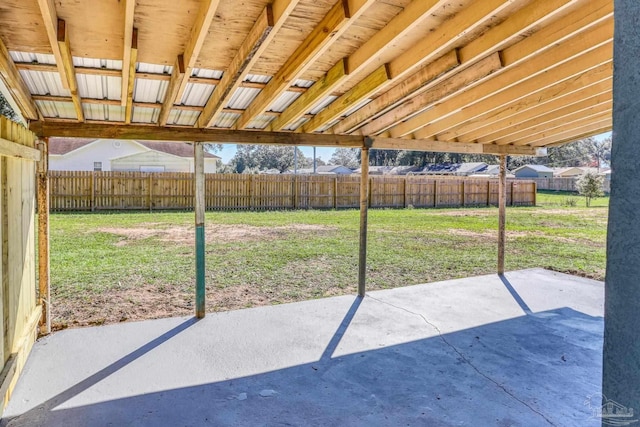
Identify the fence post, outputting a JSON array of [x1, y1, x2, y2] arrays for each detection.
[[461, 180, 465, 207], [333, 176, 338, 209], [487, 181, 491, 206], [403, 177, 408, 208], [510, 180, 515, 206], [91, 171, 96, 211], [533, 182, 537, 206], [433, 180, 438, 207], [148, 174, 153, 211]]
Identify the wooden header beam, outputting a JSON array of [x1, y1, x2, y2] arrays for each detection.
[[121, 0, 137, 107]]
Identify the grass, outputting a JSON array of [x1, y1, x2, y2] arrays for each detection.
[[49, 192, 608, 329]]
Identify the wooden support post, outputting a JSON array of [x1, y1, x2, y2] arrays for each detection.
[[37, 138, 50, 334], [194, 142, 205, 318], [358, 146, 370, 297], [497, 154, 507, 275]]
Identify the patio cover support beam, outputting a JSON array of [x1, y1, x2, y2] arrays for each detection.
[[194, 142, 205, 318], [37, 138, 50, 334], [604, 0, 640, 411], [497, 154, 506, 275], [121, 0, 136, 107], [358, 143, 370, 297]]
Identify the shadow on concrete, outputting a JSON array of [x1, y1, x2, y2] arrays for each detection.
[[2, 306, 603, 427], [499, 274, 533, 314]]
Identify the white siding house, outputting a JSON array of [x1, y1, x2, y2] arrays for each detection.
[[49, 138, 219, 173]]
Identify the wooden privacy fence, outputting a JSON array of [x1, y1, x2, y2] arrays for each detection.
[[48, 171, 536, 211], [519, 177, 611, 193]]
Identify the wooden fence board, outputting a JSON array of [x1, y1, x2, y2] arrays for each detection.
[[47, 172, 536, 211]]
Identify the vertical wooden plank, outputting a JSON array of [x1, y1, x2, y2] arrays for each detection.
[[358, 147, 370, 297], [36, 139, 50, 334], [498, 155, 507, 275], [0, 157, 4, 364], [194, 143, 205, 318], [148, 174, 153, 211]]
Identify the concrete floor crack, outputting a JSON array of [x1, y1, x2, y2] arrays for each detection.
[[365, 294, 557, 427]]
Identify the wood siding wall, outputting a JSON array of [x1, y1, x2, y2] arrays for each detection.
[[49, 172, 536, 211], [0, 117, 39, 413]]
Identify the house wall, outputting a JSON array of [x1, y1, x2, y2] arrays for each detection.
[[49, 139, 144, 171], [111, 151, 191, 172], [515, 168, 553, 179]]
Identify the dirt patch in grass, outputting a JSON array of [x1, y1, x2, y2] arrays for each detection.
[[98, 223, 335, 246]]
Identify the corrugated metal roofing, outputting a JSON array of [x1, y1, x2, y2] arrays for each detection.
[[132, 106, 158, 124], [213, 111, 240, 128], [268, 91, 301, 113], [73, 57, 122, 70], [342, 98, 372, 118], [137, 62, 172, 75], [191, 68, 223, 79], [179, 83, 215, 106], [244, 74, 271, 84], [309, 95, 338, 115], [246, 114, 275, 129], [83, 104, 124, 122], [133, 79, 167, 103], [167, 109, 199, 126], [10, 51, 56, 64], [35, 100, 76, 119], [292, 78, 314, 88], [227, 87, 261, 109], [78, 74, 121, 100], [19, 70, 70, 96], [285, 116, 309, 131]]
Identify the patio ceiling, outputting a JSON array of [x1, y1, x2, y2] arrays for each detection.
[[0, 0, 612, 153]]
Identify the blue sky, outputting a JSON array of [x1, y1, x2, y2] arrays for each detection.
[[216, 131, 612, 164]]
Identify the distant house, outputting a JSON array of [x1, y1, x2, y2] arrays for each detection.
[[417, 162, 489, 176], [49, 138, 220, 173], [554, 166, 603, 177], [468, 165, 511, 178], [513, 165, 554, 178], [294, 165, 353, 175], [353, 166, 394, 175]]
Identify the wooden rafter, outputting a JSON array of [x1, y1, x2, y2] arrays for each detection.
[[445, 69, 612, 142], [196, 4, 276, 128], [36, 0, 70, 89], [474, 88, 612, 144], [513, 113, 611, 146], [124, 29, 138, 124], [270, 0, 448, 131], [304, 0, 522, 134], [57, 19, 84, 122], [0, 36, 39, 120], [121, 0, 136, 107], [387, 20, 613, 139], [159, 0, 221, 126], [535, 125, 612, 148], [234, 0, 376, 130], [359, 53, 503, 136], [332, 0, 611, 135]]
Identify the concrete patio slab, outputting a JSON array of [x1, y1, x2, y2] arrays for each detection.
[[2, 268, 604, 426]]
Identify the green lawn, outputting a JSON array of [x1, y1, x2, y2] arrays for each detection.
[[49, 194, 608, 329]]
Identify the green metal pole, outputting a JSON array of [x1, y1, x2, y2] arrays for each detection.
[[194, 142, 205, 318]]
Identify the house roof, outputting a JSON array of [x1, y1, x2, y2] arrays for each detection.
[[514, 165, 554, 173], [48, 138, 219, 158], [420, 162, 488, 174], [0, 0, 612, 155]]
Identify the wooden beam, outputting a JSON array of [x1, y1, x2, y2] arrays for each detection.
[[234, 0, 376, 130], [444, 67, 612, 143], [0, 138, 41, 161], [36, 0, 70, 89], [197, 5, 275, 128], [121, 0, 137, 107], [443, 79, 612, 143], [538, 126, 612, 148], [272, 0, 448, 131], [37, 139, 50, 334], [514, 114, 612, 146], [361, 53, 503, 136], [302, 64, 392, 133], [30, 121, 366, 147], [57, 19, 84, 122], [368, 137, 546, 156], [492, 99, 612, 145], [331, 51, 460, 135], [124, 29, 138, 124], [358, 146, 369, 297], [0, 38, 39, 120], [194, 142, 205, 318], [270, 58, 348, 131], [341, 0, 612, 137], [158, 55, 185, 126], [497, 154, 506, 275], [392, 22, 613, 139]]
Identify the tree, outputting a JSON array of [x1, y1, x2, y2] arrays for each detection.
[[227, 145, 310, 173], [586, 136, 611, 171], [329, 148, 359, 168], [576, 170, 604, 207], [0, 93, 20, 122]]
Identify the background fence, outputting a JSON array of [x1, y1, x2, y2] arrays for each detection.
[[519, 177, 610, 193], [49, 171, 537, 211]]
